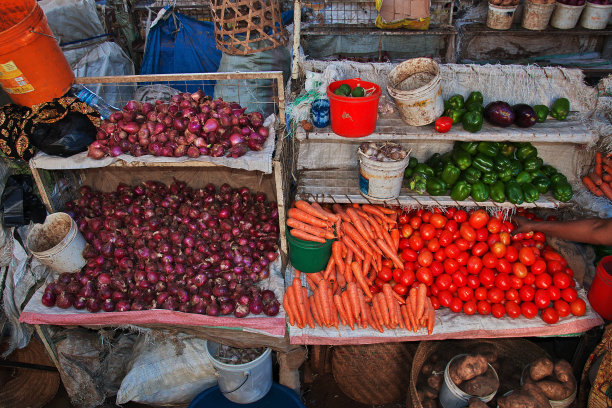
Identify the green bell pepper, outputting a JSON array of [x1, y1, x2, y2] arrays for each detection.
[[408, 157, 418, 169], [505, 181, 525, 205], [533, 105, 549, 123], [552, 181, 573, 202], [529, 170, 547, 180], [482, 172, 498, 185], [471, 181, 490, 202], [466, 91, 483, 106], [495, 156, 512, 171], [500, 143, 515, 158], [515, 171, 533, 185], [440, 151, 453, 165], [550, 98, 570, 120], [508, 159, 523, 177], [446, 108, 467, 125], [532, 176, 551, 194], [463, 167, 482, 184], [426, 153, 442, 168], [448, 94, 465, 110], [540, 165, 558, 178], [408, 173, 428, 194], [462, 110, 483, 133], [441, 163, 461, 186], [452, 149, 473, 171], [551, 173, 568, 185], [472, 154, 495, 173], [450, 180, 472, 201], [459, 141, 479, 156], [516, 144, 538, 161], [490, 181, 506, 203], [426, 177, 448, 196], [498, 168, 513, 182], [465, 102, 484, 114], [404, 167, 414, 178], [523, 157, 543, 172], [521, 182, 540, 203], [477, 142, 500, 157], [414, 163, 435, 178]]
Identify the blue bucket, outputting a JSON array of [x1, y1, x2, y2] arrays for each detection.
[[189, 383, 305, 408]]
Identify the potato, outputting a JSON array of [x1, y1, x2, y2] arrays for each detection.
[[471, 343, 498, 363], [450, 355, 489, 385], [459, 367, 499, 397], [427, 373, 443, 391], [490, 0, 502, 5], [535, 380, 573, 401], [523, 383, 553, 408], [422, 399, 437, 408], [422, 363, 434, 377], [420, 385, 439, 400], [553, 360, 574, 384], [468, 397, 489, 408], [498, 385, 552, 408], [529, 358, 554, 381]]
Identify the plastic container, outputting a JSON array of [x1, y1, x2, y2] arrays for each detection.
[[522, 0, 556, 30], [487, 3, 519, 29], [286, 229, 334, 273], [189, 383, 306, 408], [205, 341, 273, 405], [551, 2, 585, 29], [580, 1, 612, 29], [588, 255, 612, 320], [387, 58, 444, 126], [327, 78, 382, 138], [359, 151, 410, 200], [71, 84, 119, 120], [0, 0, 74, 107], [311, 98, 331, 128], [26, 212, 87, 274], [439, 354, 499, 408]]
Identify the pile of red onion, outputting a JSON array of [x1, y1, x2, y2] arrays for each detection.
[[41, 181, 280, 318], [87, 91, 270, 160]]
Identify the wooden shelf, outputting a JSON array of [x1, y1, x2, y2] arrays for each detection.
[[462, 22, 612, 36], [301, 24, 457, 36]]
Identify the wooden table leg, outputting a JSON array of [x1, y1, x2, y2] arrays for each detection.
[[278, 345, 307, 394]]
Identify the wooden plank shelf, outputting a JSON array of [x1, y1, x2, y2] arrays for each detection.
[[301, 24, 457, 36], [462, 22, 612, 36]]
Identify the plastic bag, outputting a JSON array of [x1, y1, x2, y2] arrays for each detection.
[[30, 112, 96, 158], [1, 175, 46, 227]]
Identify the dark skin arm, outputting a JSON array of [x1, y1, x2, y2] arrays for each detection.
[[513, 216, 612, 246]]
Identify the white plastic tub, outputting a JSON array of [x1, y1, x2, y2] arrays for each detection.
[[487, 3, 519, 29], [580, 1, 612, 29], [439, 354, 499, 408], [551, 2, 585, 29], [358, 151, 410, 200]]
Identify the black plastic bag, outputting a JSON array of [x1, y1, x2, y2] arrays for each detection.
[[30, 112, 96, 157], [1, 175, 46, 227]]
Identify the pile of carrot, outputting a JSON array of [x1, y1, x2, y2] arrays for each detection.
[[583, 152, 612, 201], [283, 201, 436, 335]]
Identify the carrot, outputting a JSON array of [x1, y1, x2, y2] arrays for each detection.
[[604, 173, 612, 183], [310, 272, 323, 286], [283, 290, 296, 326], [377, 293, 390, 328], [363, 254, 372, 279], [302, 287, 315, 329], [346, 208, 373, 243], [318, 280, 332, 326], [416, 283, 427, 321], [341, 291, 355, 330], [603, 164, 612, 175], [365, 214, 384, 238], [324, 256, 335, 281], [311, 202, 339, 222], [287, 208, 330, 229], [293, 278, 307, 325], [390, 228, 400, 252], [290, 228, 326, 243], [329, 291, 339, 328], [287, 286, 304, 328], [362, 204, 397, 224], [426, 298, 435, 335], [351, 261, 373, 300], [328, 269, 337, 284], [336, 267, 347, 289], [382, 284, 397, 328], [369, 305, 384, 333], [596, 152, 603, 177], [382, 228, 395, 257], [342, 234, 365, 261], [589, 172, 604, 186], [344, 250, 354, 283], [600, 182, 612, 201], [409, 288, 418, 331], [332, 241, 345, 276], [376, 238, 404, 270], [310, 295, 322, 327], [334, 294, 348, 326], [583, 176, 604, 196], [371, 295, 385, 331], [401, 304, 411, 331], [375, 205, 397, 215], [342, 223, 373, 257], [347, 282, 361, 323], [392, 291, 406, 305], [306, 275, 317, 292], [360, 215, 375, 241], [294, 269, 301, 279], [395, 301, 404, 329], [287, 218, 335, 240], [295, 200, 329, 221], [332, 204, 351, 223], [375, 251, 382, 272]]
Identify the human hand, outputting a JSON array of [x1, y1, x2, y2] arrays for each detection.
[[512, 215, 535, 235]]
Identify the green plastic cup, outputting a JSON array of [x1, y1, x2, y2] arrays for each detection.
[[286, 229, 334, 273]]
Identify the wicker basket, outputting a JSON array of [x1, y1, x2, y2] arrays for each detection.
[[407, 338, 551, 408], [332, 343, 415, 405], [210, 0, 288, 55]]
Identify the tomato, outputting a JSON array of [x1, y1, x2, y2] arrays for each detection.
[[478, 300, 491, 315], [565, 267, 574, 278], [399, 225, 413, 240], [487, 233, 501, 248], [475, 227, 489, 242], [533, 231, 546, 242], [499, 232, 511, 246], [490, 242, 507, 259], [524, 273, 536, 286], [496, 258, 512, 275], [452, 231, 461, 241], [479, 268, 496, 288], [427, 238, 440, 253], [570, 298, 587, 316], [448, 282, 457, 293], [547, 260, 564, 275], [378, 266, 393, 282], [438, 231, 453, 248], [509, 275, 524, 290], [519, 247, 536, 266], [530, 259, 547, 275], [422, 211, 432, 223], [534, 289, 551, 309], [552, 272, 571, 289], [561, 287, 578, 303], [504, 221, 515, 233], [409, 234, 425, 251], [504, 246, 518, 264], [435, 273, 453, 291], [410, 216, 422, 229], [400, 248, 418, 263], [467, 275, 480, 289], [488, 287, 504, 303], [449, 297, 463, 313], [418, 249, 434, 267], [444, 244, 460, 259], [513, 262, 528, 279], [454, 210, 468, 223], [445, 219, 458, 233], [519, 285, 536, 302], [521, 302, 538, 319], [430, 296, 441, 310], [430, 213, 447, 229], [543, 250, 564, 263], [456, 251, 469, 266], [475, 286, 488, 301], [471, 242, 489, 257], [445, 208, 457, 218], [416, 267, 434, 286], [505, 288, 519, 302], [443, 258, 460, 274], [466, 256, 483, 275], [554, 300, 571, 317], [460, 224, 477, 242], [505, 301, 521, 318], [482, 253, 497, 269], [457, 286, 473, 302], [438, 290, 453, 308], [538, 307, 558, 324], [453, 238, 468, 252], [399, 238, 411, 250], [492, 303, 506, 318], [430, 285, 440, 297], [399, 269, 414, 287], [469, 209, 490, 229], [382, 259, 393, 269], [420, 224, 436, 241], [494, 273, 512, 291], [463, 299, 477, 315], [393, 283, 408, 296], [398, 213, 410, 225], [434, 249, 447, 262], [535, 273, 552, 289], [486, 218, 502, 234], [430, 261, 444, 277], [369, 285, 380, 295], [548, 286, 561, 301], [393, 268, 403, 283]]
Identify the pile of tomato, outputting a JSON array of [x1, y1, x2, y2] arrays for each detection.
[[370, 208, 587, 324]]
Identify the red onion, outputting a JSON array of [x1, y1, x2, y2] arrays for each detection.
[[263, 299, 280, 316]]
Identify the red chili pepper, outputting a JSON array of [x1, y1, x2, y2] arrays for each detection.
[[435, 116, 452, 133]]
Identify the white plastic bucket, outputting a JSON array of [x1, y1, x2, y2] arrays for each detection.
[[26, 212, 86, 274], [551, 2, 585, 29], [522, 0, 556, 30], [205, 341, 273, 404], [487, 3, 519, 29], [520, 364, 577, 408], [359, 151, 410, 200], [580, 2, 612, 29], [439, 354, 499, 408], [387, 58, 444, 126]]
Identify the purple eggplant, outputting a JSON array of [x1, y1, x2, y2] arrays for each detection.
[[513, 104, 537, 128], [484, 101, 515, 127]]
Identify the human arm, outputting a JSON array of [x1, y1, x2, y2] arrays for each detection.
[[513, 216, 612, 246]]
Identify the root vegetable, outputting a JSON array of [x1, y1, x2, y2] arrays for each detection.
[[529, 358, 554, 381], [553, 360, 574, 384], [498, 384, 552, 408], [468, 397, 489, 408], [427, 373, 443, 391], [450, 354, 489, 385], [419, 385, 438, 400], [534, 380, 573, 401], [421, 400, 437, 408], [470, 342, 498, 363], [459, 367, 499, 397]]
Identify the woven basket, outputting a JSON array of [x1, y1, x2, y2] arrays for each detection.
[[407, 338, 551, 408], [332, 343, 415, 405], [210, 0, 288, 55]]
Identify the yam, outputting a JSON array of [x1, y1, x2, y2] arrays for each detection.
[[498, 384, 552, 408], [529, 358, 554, 381], [470, 343, 498, 363], [450, 355, 489, 385], [422, 400, 437, 408], [459, 368, 499, 397], [420, 385, 439, 400], [534, 380, 573, 401], [468, 397, 489, 408], [427, 373, 443, 391], [523, 383, 553, 408], [553, 360, 574, 384]]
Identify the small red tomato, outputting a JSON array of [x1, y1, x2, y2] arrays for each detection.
[[487, 233, 501, 248], [430, 296, 441, 310], [519, 285, 536, 302], [487, 287, 504, 303], [463, 299, 477, 315], [475, 286, 488, 301], [438, 231, 453, 248], [477, 300, 491, 315], [482, 253, 498, 269], [445, 219, 458, 233], [445, 244, 460, 259], [370, 285, 380, 294], [399, 238, 411, 250], [548, 286, 561, 301], [552, 272, 571, 289], [422, 211, 432, 223], [430, 261, 444, 277], [472, 242, 489, 257], [456, 251, 469, 266], [554, 300, 571, 317], [524, 273, 536, 286], [530, 259, 547, 275], [393, 283, 408, 296], [430, 213, 447, 229], [533, 231, 546, 242], [547, 260, 564, 275], [420, 224, 436, 241], [400, 224, 414, 239], [467, 275, 480, 289], [400, 270, 415, 287], [569, 298, 586, 316], [479, 268, 496, 288], [565, 267, 574, 278], [455, 238, 471, 252], [398, 213, 410, 225], [495, 273, 512, 291], [418, 249, 434, 267], [469, 209, 490, 229], [382, 259, 393, 269], [505, 246, 519, 263], [505, 301, 521, 318], [521, 302, 538, 319], [452, 271, 467, 287], [457, 286, 474, 301], [499, 232, 511, 246], [427, 238, 440, 252], [450, 297, 463, 313], [509, 275, 524, 290], [505, 288, 519, 302], [430, 285, 440, 297], [434, 248, 447, 262], [519, 247, 536, 266], [475, 227, 489, 242], [410, 216, 422, 230], [443, 258, 460, 274], [378, 266, 393, 282], [445, 208, 457, 218], [435, 273, 453, 291], [460, 224, 477, 242], [487, 218, 503, 234], [492, 303, 506, 318], [393, 268, 403, 283], [496, 258, 512, 275], [491, 242, 507, 259], [417, 267, 434, 286], [513, 262, 528, 279], [466, 256, 483, 275], [535, 273, 552, 289], [438, 290, 453, 308], [400, 248, 418, 262], [454, 210, 468, 223], [541, 308, 559, 324], [534, 289, 551, 309], [409, 235, 425, 251]]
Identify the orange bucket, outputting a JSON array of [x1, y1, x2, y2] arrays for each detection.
[[588, 255, 612, 320], [327, 78, 381, 138], [0, 0, 74, 107]]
